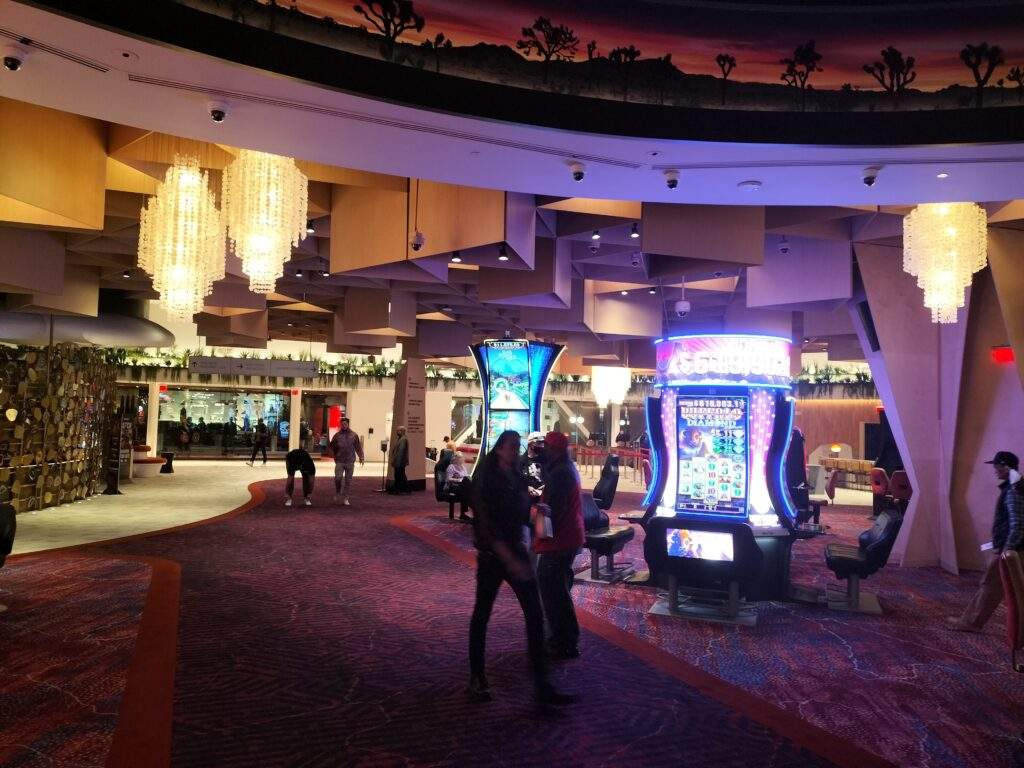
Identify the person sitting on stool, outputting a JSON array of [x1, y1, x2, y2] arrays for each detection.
[[445, 452, 472, 520], [948, 450, 1024, 632], [284, 446, 316, 507]]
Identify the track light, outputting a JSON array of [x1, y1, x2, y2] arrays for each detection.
[[630, 223, 640, 239], [591, 230, 601, 240], [122, 269, 131, 279], [306, 220, 316, 235], [450, 251, 462, 263], [498, 244, 509, 262], [648, 287, 657, 295], [295, 269, 303, 277]]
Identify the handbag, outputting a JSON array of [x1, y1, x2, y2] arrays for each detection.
[[533, 503, 554, 540]]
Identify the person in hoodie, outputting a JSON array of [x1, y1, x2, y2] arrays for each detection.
[[533, 431, 586, 660]]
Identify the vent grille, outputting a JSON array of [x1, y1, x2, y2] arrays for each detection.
[[0, 27, 109, 73]]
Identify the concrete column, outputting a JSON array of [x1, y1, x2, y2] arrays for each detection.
[[146, 382, 160, 456], [289, 388, 302, 451], [610, 403, 622, 444]]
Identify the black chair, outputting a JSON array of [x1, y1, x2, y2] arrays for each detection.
[[824, 510, 903, 614], [592, 454, 619, 511], [433, 450, 453, 503], [578, 494, 635, 582], [1, 501, 15, 613]]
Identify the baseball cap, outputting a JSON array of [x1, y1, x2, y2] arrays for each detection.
[[526, 431, 545, 444], [985, 451, 1020, 470], [544, 430, 569, 454]]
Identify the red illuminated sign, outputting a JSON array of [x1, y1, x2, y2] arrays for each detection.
[[992, 346, 1015, 364], [158, 384, 168, 392]]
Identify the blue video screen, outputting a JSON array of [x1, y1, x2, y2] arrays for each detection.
[[676, 395, 748, 515], [485, 409, 530, 452], [486, 341, 530, 411]]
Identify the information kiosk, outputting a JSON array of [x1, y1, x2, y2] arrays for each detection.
[[638, 334, 817, 602], [469, 339, 562, 467]]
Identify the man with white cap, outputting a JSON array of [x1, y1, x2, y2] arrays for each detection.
[[520, 431, 547, 497]]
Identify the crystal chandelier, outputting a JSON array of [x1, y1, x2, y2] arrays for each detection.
[[222, 149, 308, 293], [138, 156, 225, 319], [903, 202, 987, 324], [590, 366, 632, 410]]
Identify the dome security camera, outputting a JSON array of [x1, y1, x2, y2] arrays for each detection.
[[778, 237, 791, 255], [2, 43, 29, 72], [664, 169, 680, 190], [208, 100, 229, 124], [410, 230, 425, 252], [567, 160, 585, 183], [674, 299, 691, 318], [862, 166, 882, 187]]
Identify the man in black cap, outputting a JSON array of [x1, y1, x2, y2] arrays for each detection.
[[948, 450, 1024, 632]]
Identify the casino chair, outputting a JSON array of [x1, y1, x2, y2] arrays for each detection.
[[823, 510, 902, 614], [578, 493, 635, 583], [0, 501, 15, 613], [888, 471, 912, 514], [869, 467, 890, 518], [592, 454, 620, 511], [997, 550, 1024, 673]]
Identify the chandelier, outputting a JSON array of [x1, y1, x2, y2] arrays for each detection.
[[903, 202, 987, 324], [138, 156, 225, 318], [222, 149, 308, 293], [590, 366, 632, 410]]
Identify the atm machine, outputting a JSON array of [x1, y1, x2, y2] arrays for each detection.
[[637, 334, 820, 602]]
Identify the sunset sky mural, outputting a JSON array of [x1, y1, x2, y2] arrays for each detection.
[[284, 0, 1024, 91]]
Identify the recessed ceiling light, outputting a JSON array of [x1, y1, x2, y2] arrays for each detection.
[[306, 220, 316, 234], [648, 288, 657, 295], [591, 230, 601, 240], [647, 150, 661, 157], [321, 270, 330, 278], [450, 250, 462, 264], [498, 244, 509, 262], [620, 290, 629, 296], [629, 223, 640, 239], [441, 305, 453, 312], [288, 322, 295, 327], [737, 180, 762, 191], [936, 172, 949, 179], [295, 269, 303, 277]]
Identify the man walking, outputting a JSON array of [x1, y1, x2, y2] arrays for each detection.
[[247, 418, 269, 466], [390, 425, 410, 494], [329, 418, 364, 506], [948, 451, 1024, 632]]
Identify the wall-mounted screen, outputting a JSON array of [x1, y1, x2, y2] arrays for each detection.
[[486, 341, 530, 411], [676, 395, 748, 515], [485, 409, 531, 450], [666, 528, 735, 562]]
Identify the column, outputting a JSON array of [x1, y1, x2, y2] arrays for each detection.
[[289, 388, 302, 451], [146, 381, 160, 457]]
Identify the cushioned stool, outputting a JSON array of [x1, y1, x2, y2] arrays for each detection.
[[580, 525, 635, 583], [824, 511, 902, 614]]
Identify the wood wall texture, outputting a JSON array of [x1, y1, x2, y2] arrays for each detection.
[[793, 398, 882, 459]]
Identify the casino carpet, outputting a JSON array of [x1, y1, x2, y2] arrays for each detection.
[[2, 478, 1022, 767]]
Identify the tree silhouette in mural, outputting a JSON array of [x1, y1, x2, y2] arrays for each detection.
[[1008, 65, 1024, 102], [780, 40, 822, 112], [609, 45, 642, 101], [715, 53, 736, 105], [421, 32, 452, 73], [585, 40, 599, 90], [960, 42, 1004, 108], [353, 0, 426, 62], [862, 46, 916, 107], [516, 17, 579, 85]]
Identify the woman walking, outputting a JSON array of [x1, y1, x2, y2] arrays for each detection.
[[468, 430, 575, 706]]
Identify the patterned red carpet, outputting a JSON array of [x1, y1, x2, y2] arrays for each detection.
[[0, 555, 150, 767], [2, 478, 1023, 767]]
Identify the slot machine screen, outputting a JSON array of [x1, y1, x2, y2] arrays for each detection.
[[676, 395, 748, 515], [665, 528, 735, 561]]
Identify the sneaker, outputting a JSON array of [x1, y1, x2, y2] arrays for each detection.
[[246, 461, 253, 467], [535, 685, 577, 706], [304, 498, 312, 506], [284, 498, 293, 507], [343, 498, 351, 506]]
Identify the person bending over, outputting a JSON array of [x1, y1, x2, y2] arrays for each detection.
[[948, 451, 1024, 632], [329, 418, 364, 506], [468, 430, 576, 706], [534, 431, 585, 660], [444, 452, 473, 521], [284, 447, 316, 507]]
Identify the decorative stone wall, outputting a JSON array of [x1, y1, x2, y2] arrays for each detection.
[[0, 345, 116, 513]]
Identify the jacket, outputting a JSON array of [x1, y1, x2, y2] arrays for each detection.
[[992, 480, 1024, 552], [390, 435, 409, 468], [473, 462, 530, 558], [285, 449, 316, 476], [534, 459, 585, 555], [330, 429, 364, 464]]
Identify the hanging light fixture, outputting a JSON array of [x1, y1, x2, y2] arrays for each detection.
[[222, 148, 309, 293], [903, 202, 987, 324], [138, 155, 225, 318], [590, 366, 632, 411]]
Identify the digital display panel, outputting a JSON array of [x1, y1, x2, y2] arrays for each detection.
[[486, 341, 530, 411], [655, 335, 791, 388], [676, 395, 748, 514], [485, 409, 531, 451], [666, 528, 735, 561]]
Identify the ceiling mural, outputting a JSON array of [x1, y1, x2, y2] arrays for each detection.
[[179, 0, 1024, 112]]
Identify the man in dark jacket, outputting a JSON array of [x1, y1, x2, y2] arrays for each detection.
[[949, 450, 1024, 632], [247, 418, 269, 466], [284, 447, 316, 507], [534, 431, 585, 659], [389, 425, 410, 494]]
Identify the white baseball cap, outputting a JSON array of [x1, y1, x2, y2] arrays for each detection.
[[526, 431, 545, 444]]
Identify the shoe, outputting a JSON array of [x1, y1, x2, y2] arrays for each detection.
[[285, 498, 293, 507], [304, 498, 312, 506], [459, 513, 471, 522], [945, 617, 983, 633], [262, 461, 267, 466], [246, 461, 253, 467], [467, 674, 491, 702], [334, 494, 341, 503], [343, 498, 351, 506], [535, 685, 577, 706]]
